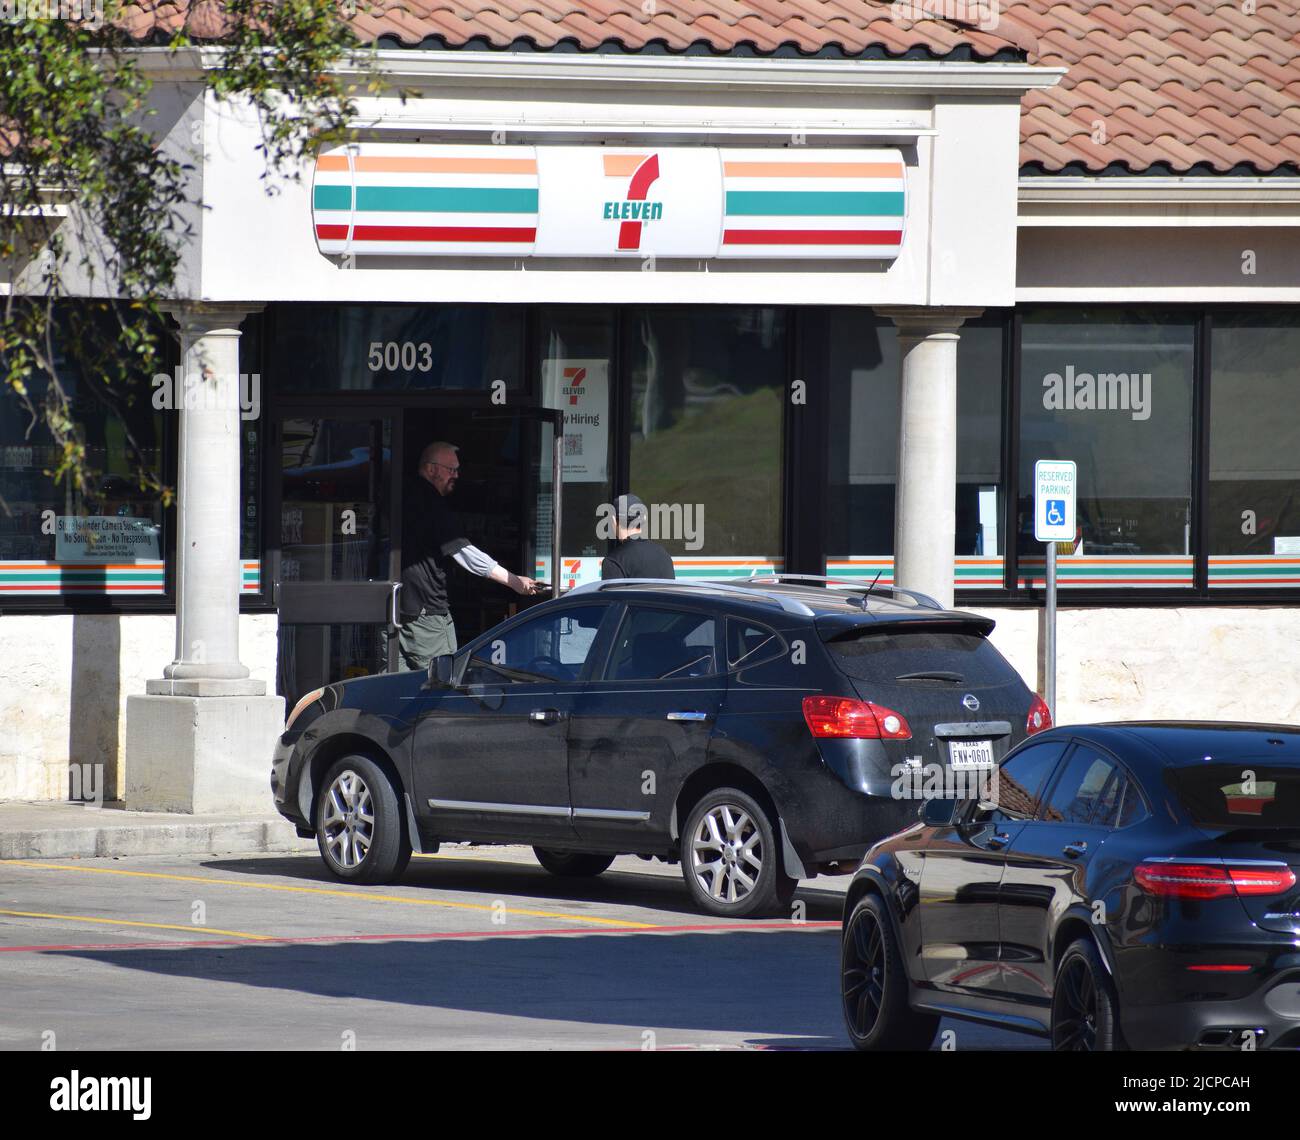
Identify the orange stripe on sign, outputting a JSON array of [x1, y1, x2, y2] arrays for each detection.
[[723, 161, 903, 179], [315, 155, 538, 175], [602, 154, 649, 177], [354, 156, 537, 175]]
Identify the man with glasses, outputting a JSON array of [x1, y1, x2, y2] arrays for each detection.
[[395, 440, 538, 671]]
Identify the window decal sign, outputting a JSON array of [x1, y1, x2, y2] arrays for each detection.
[[312, 144, 906, 261]]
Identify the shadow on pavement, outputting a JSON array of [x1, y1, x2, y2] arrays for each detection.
[[200, 854, 849, 923], [50, 929, 847, 1047]]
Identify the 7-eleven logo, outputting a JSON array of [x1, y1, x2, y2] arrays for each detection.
[[562, 366, 586, 405], [601, 153, 662, 251]]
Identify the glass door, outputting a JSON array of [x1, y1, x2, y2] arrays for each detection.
[[273, 411, 401, 708]]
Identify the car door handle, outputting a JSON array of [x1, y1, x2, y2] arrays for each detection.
[[666, 711, 711, 722], [529, 708, 562, 725], [1063, 841, 1089, 858], [986, 831, 1011, 850]]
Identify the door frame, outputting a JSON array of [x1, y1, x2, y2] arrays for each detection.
[[268, 395, 566, 688]]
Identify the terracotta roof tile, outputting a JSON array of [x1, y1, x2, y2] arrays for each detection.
[[118, 1, 1300, 174]]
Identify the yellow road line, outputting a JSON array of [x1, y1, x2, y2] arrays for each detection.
[[7, 861, 659, 929], [0, 908, 272, 941]]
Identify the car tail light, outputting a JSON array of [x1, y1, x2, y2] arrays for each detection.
[[1135, 861, 1297, 900], [1186, 964, 1253, 973], [802, 696, 911, 740], [1026, 693, 1052, 736]]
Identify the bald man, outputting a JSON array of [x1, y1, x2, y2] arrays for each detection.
[[396, 441, 537, 671]]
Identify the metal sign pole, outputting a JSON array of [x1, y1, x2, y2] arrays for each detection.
[[551, 428, 563, 598], [1044, 540, 1057, 716]]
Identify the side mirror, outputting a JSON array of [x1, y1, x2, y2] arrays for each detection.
[[921, 798, 959, 826], [427, 653, 456, 689]]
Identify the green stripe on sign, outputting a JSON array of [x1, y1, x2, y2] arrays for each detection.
[[313, 184, 352, 211], [725, 190, 904, 217], [0, 572, 163, 582], [354, 186, 539, 214]]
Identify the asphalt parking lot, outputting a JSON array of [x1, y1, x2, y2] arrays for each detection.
[[0, 846, 1039, 1051]]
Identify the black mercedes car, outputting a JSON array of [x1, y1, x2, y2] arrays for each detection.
[[840, 722, 1300, 1050], [272, 575, 1046, 917]]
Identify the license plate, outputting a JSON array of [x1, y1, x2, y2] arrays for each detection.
[[949, 739, 994, 769]]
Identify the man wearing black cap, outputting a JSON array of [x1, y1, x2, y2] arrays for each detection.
[[600, 493, 676, 580]]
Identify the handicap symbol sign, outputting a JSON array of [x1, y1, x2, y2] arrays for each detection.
[[1045, 499, 1065, 527]]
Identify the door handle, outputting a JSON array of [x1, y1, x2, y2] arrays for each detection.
[[666, 711, 710, 722], [986, 831, 1011, 850], [390, 581, 403, 629], [529, 708, 562, 725], [1063, 841, 1089, 859]]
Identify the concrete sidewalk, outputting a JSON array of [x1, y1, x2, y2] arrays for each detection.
[[0, 801, 312, 860]]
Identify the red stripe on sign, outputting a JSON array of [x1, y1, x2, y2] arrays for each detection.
[[315, 224, 349, 240], [722, 228, 902, 246], [351, 225, 537, 244]]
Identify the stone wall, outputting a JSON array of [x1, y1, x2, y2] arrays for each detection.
[[0, 614, 278, 802], [976, 606, 1300, 728]]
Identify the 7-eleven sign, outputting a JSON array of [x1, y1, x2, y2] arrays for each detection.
[[534, 147, 723, 258]]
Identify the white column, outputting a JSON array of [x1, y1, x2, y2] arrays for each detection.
[[126, 303, 284, 814], [875, 307, 983, 611], [156, 304, 261, 689]]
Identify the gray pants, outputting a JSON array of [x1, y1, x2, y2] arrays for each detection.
[[395, 610, 458, 672]]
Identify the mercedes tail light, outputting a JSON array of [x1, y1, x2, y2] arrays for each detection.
[[1135, 861, 1297, 900]]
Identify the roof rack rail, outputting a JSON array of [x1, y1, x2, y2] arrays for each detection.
[[737, 573, 945, 611], [565, 577, 815, 617]]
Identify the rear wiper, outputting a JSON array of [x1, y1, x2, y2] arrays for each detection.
[[895, 670, 965, 683]]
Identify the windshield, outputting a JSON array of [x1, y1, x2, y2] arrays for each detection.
[[824, 626, 1022, 688], [1167, 762, 1300, 829]]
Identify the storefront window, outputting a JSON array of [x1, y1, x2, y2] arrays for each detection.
[[627, 308, 785, 576], [1018, 310, 1195, 587], [0, 309, 167, 596], [270, 304, 525, 392], [1208, 312, 1300, 589], [821, 311, 1005, 589], [537, 309, 615, 583]]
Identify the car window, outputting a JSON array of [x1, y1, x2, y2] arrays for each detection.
[[1167, 762, 1300, 829], [984, 741, 1068, 821], [1115, 781, 1149, 827], [1092, 769, 1125, 828], [824, 624, 1022, 687], [1042, 747, 1118, 824], [607, 607, 717, 681], [727, 619, 784, 669], [462, 604, 606, 685]]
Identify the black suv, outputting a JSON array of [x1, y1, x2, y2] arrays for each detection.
[[272, 576, 1048, 917]]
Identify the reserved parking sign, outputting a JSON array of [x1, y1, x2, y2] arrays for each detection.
[[1034, 459, 1077, 542]]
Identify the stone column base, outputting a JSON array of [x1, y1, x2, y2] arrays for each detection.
[[125, 694, 286, 815]]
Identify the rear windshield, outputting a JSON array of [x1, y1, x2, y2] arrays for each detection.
[[1168, 763, 1300, 829], [824, 626, 1023, 687]]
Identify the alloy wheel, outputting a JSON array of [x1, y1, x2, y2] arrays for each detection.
[[842, 906, 886, 1039], [1052, 956, 1099, 1051], [320, 769, 375, 869], [690, 803, 763, 904]]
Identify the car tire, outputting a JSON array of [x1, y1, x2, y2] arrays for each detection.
[[1051, 937, 1123, 1051], [680, 787, 797, 918], [533, 848, 616, 877], [841, 893, 939, 1051], [315, 754, 411, 885]]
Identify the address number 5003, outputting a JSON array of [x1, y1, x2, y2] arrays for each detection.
[[368, 341, 434, 373]]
